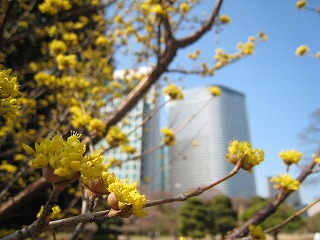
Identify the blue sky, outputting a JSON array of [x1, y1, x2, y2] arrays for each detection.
[[115, 1, 319, 204], [172, 0, 319, 204]]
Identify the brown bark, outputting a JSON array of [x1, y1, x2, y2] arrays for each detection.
[[0, 177, 49, 218]]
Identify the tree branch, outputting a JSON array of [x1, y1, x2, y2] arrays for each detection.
[[225, 149, 319, 239], [0, 177, 49, 218], [177, 0, 223, 48]]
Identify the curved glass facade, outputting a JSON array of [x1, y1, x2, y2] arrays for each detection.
[[167, 85, 257, 198]]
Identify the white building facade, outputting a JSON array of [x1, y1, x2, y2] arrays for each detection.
[[97, 68, 162, 191], [166, 85, 257, 198]]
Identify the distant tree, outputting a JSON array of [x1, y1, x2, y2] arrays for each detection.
[[242, 197, 305, 240], [178, 198, 209, 239], [306, 212, 320, 233], [207, 195, 237, 239]]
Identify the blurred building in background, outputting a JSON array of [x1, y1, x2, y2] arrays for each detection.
[[165, 85, 257, 198], [97, 68, 163, 191]]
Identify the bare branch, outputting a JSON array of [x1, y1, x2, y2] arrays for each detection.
[[0, 177, 49, 218], [264, 197, 320, 234], [177, 0, 223, 48], [226, 149, 320, 239]]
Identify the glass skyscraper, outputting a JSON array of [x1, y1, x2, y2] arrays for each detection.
[[166, 85, 257, 198]]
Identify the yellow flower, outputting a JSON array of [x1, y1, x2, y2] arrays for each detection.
[[270, 173, 300, 191], [81, 153, 107, 182], [208, 86, 222, 96], [187, 50, 201, 60], [160, 127, 176, 146], [296, 0, 306, 9], [106, 126, 129, 147], [108, 178, 147, 217], [238, 41, 255, 55], [314, 156, 320, 164], [63, 33, 78, 45], [36, 205, 61, 220], [279, 149, 303, 166], [95, 36, 110, 47], [27, 133, 85, 182], [49, 40, 67, 56], [225, 140, 264, 172], [248, 225, 266, 240], [121, 145, 137, 154], [295, 45, 309, 56], [220, 15, 231, 24], [14, 154, 26, 161], [56, 54, 77, 70], [258, 32, 268, 42], [180, 3, 190, 13], [39, 0, 72, 15], [0, 160, 17, 173], [87, 118, 106, 136], [151, 4, 164, 15], [0, 69, 19, 99], [163, 83, 184, 100]]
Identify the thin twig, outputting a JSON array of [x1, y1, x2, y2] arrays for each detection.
[[264, 197, 320, 234]]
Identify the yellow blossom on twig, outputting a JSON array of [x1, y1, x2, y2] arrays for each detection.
[[248, 225, 266, 240], [225, 140, 264, 172], [279, 149, 303, 166], [160, 127, 176, 146], [208, 86, 222, 96], [295, 45, 309, 56], [163, 83, 184, 100], [270, 173, 300, 191]]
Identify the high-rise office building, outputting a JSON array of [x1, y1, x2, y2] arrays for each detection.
[[97, 68, 162, 191], [166, 85, 257, 198]]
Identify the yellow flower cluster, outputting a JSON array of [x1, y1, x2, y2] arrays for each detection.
[[56, 54, 77, 70], [160, 127, 176, 146], [95, 36, 111, 47], [63, 33, 78, 45], [0, 160, 17, 173], [248, 225, 266, 240], [0, 69, 19, 99], [296, 0, 306, 9], [237, 41, 255, 55], [163, 83, 184, 100], [49, 40, 67, 56], [0, 69, 20, 122], [69, 106, 91, 128], [219, 15, 231, 24], [39, 0, 72, 15], [314, 156, 320, 164], [36, 205, 61, 220], [106, 126, 129, 147], [87, 118, 106, 136], [258, 32, 268, 42], [226, 140, 265, 172], [34, 72, 57, 87], [151, 4, 165, 15], [187, 50, 201, 60], [208, 86, 222, 96], [121, 145, 137, 154], [108, 179, 147, 217], [295, 45, 309, 56], [214, 48, 233, 69], [180, 3, 190, 13], [279, 149, 303, 166], [270, 173, 300, 191], [25, 134, 85, 182], [24, 134, 147, 218]]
